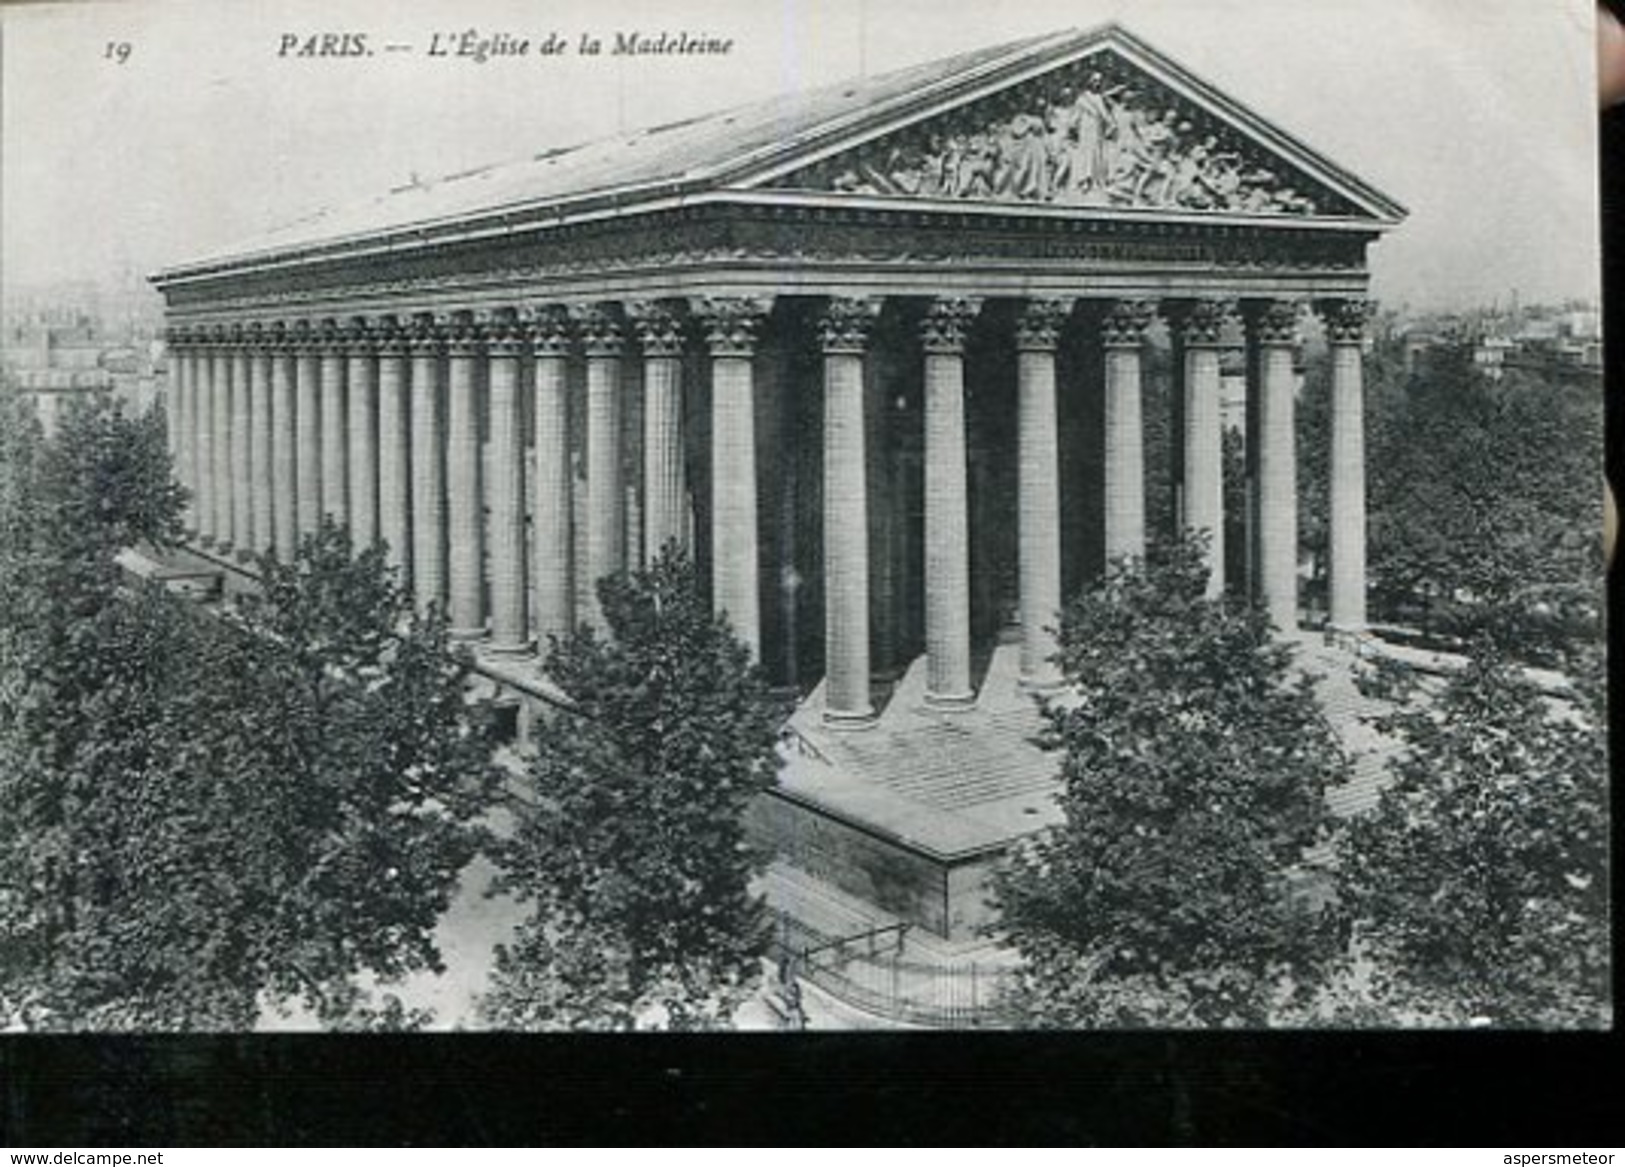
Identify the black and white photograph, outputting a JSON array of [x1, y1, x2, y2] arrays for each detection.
[[0, 0, 1608, 1052]]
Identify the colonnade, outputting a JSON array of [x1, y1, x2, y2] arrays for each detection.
[[165, 293, 1367, 723]]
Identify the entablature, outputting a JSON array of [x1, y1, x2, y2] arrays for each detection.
[[159, 202, 1374, 325]]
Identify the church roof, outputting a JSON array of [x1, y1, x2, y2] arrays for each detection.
[[155, 23, 1405, 284]]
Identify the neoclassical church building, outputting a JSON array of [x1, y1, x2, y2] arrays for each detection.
[[152, 25, 1404, 941]]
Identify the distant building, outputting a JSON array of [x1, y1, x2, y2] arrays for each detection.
[[1474, 334, 1514, 380], [3, 292, 167, 430]]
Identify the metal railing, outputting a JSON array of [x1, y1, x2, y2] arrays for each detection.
[[769, 911, 1017, 1029]]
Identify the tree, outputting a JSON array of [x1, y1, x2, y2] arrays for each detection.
[[0, 393, 194, 1026], [482, 548, 783, 1030], [203, 523, 502, 1026], [1364, 343, 1602, 660], [992, 536, 1349, 1028], [1, 390, 501, 1029], [1333, 645, 1609, 1028]]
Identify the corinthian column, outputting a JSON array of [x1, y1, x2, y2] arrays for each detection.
[[445, 312, 485, 638], [1015, 298, 1070, 689], [248, 326, 274, 558], [574, 304, 625, 630], [1176, 298, 1229, 597], [214, 327, 236, 549], [485, 309, 529, 653], [696, 296, 769, 659], [206, 326, 232, 549], [230, 338, 252, 558], [292, 321, 323, 540], [920, 296, 980, 709], [345, 318, 379, 550], [1102, 298, 1155, 567], [318, 319, 348, 528], [163, 326, 182, 481], [185, 340, 203, 535], [528, 305, 575, 644], [1321, 298, 1368, 633], [167, 329, 194, 535], [408, 314, 448, 614], [818, 296, 880, 723], [269, 324, 298, 558], [628, 300, 688, 565], [195, 332, 217, 545], [1249, 299, 1302, 633], [375, 317, 412, 582]]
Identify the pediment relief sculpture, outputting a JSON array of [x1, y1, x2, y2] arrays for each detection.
[[767, 52, 1351, 218]]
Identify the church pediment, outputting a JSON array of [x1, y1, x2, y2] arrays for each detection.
[[739, 30, 1401, 226]]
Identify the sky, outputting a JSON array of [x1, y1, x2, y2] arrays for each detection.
[[0, 0, 1602, 312]]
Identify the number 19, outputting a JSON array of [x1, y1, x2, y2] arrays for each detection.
[[105, 41, 132, 64]]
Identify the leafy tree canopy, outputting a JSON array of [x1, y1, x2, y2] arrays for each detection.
[[1335, 644, 1609, 1028], [1360, 342, 1602, 661], [993, 536, 1348, 1028], [1, 393, 499, 1030], [482, 548, 783, 1031]]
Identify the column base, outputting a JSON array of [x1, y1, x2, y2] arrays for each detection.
[[449, 626, 488, 643], [822, 705, 877, 730], [1324, 621, 1371, 650], [485, 637, 534, 657], [1018, 672, 1064, 695], [923, 689, 976, 712]]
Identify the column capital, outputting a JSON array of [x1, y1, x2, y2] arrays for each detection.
[[817, 296, 881, 354], [316, 317, 348, 351], [1015, 298, 1073, 351], [1243, 298, 1303, 346], [444, 310, 484, 357], [287, 319, 317, 354], [523, 303, 575, 357], [571, 302, 625, 356], [626, 299, 687, 357], [920, 297, 981, 353], [481, 307, 527, 358], [407, 311, 450, 353], [372, 314, 410, 355], [205, 323, 231, 349], [263, 321, 291, 352], [1168, 297, 1234, 347], [339, 316, 378, 354], [1317, 298, 1370, 345], [694, 296, 770, 357], [1101, 299, 1158, 348], [243, 322, 269, 352]]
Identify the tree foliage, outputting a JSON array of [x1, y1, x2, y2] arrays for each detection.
[[1363, 342, 1602, 659], [992, 536, 1348, 1027], [0, 393, 196, 1026], [1334, 645, 1610, 1028], [482, 549, 782, 1031], [1, 394, 499, 1030], [213, 524, 502, 1025]]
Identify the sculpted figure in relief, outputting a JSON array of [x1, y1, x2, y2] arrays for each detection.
[[777, 57, 1327, 217], [1049, 72, 1125, 201]]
